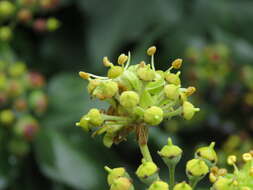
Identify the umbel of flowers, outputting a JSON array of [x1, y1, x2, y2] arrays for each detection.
[[76, 46, 214, 189], [0, 59, 47, 156], [209, 151, 253, 190], [0, 0, 60, 42]]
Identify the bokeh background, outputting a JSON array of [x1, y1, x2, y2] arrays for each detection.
[[1, 0, 253, 189]]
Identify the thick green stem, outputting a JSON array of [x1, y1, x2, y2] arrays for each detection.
[[139, 143, 153, 162], [169, 164, 176, 188]]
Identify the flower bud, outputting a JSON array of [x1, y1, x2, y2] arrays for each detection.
[[87, 108, 104, 126], [29, 90, 48, 115], [33, 19, 47, 32], [27, 72, 45, 88], [165, 72, 181, 85], [0, 26, 12, 42], [148, 181, 169, 190], [105, 166, 129, 186], [0, 1, 15, 19], [182, 101, 200, 120], [14, 98, 28, 111], [120, 91, 139, 108], [118, 54, 128, 65], [110, 177, 134, 190], [164, 84, 180, 100], [171, 59, 182, 69], [76, 115, 90, 131], [14, 116, 39, 141], [46, 17, 60, 31], [17, 9, 32, 23], [173, 182, 192, 190], [108, 66, 124, 78], [94, 81, 118, 99], [136, 159, 159, 185], [147, 46, 157, 56], [186, 159, 209, 178], [212, 177, 232, 190], [137, 64, 156, 81], [0, 109, 15, 125], [195, 142, 218, 167], [158, 138, 182, 166], [144, 106, 163, 125], [8, 62, 26, 77]]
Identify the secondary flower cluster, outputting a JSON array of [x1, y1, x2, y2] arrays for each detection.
[[105, 139, 217, 190], [209, 151, 253, 190], [77, 46, 199, 147], [0, 0, 60, 42], [0, 59, 47, 156]]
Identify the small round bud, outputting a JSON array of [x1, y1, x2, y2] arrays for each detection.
[[0, 26, 12, 41], [158, 138, 182, 166], [182, 101, 200, 120], [105, 166, 128, 186], [173, 182, 192, 190], [0, 1, 15, 19], [164, 84, 180, 100], [108, 66, 123, 78], [144, 106, 163, 125], [94, 81, 118, 99], [79, 71, 90, 80], [136, 160, 159, 185], [29, 90, 48, 115], [87, 108, 104, 126], [103, 56, 113, 67], [165, 72, 181, 85], [119, 91, 139, 108], [17, 9, 32, 23], [0, 109, 15, 125], [147, 46, 157, 56], [118, 54, 128, 65], [76, 115, 90, 131], [227, 155, 237, 165], [195, 142, 218, 167], [8, 62, 27, 77], [212, 177, 231, 190], [148, 181, 169, 190], [46, 17, 60, 31], [171, 59, 183, 69], [33, 19, 46, 32], [186, 159, 209, 177], [137, 64, 156, 81], [110, 177, 133, 190], [14, 116, 39, 141], [242, 153, 252, 162]]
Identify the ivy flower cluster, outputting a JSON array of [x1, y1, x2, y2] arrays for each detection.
[[105, 139, 217, 190], [0, 0, 60, 42], [0, 59, 47, 156], [209, 151, 253, 190], [77, 46, 199, 148]]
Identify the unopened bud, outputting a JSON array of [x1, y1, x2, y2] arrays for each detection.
[[144, 106, 163, 125], [195, 142, 218, 167], [148, 181, 169, 190], [164, 84, 180, 100], [182, 101, 200, 120], [87, 108, 104, 126], [173, 182, 192, 190], [120, 91, 139, 108]]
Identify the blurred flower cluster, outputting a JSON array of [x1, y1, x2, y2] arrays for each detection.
[[0, 0, 60, 42], [0, 59, 47, 157]]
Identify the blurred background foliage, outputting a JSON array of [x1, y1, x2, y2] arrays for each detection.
[[1, 0, 253, 189]]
